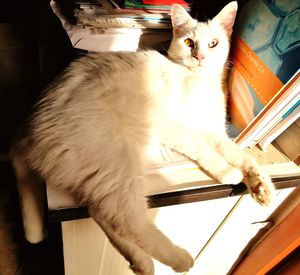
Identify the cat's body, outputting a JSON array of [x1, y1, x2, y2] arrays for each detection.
[[10, 2, 274, 274]]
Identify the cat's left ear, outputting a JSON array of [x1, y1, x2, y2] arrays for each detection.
[[213, 1, 238, 35], [171, 4, 197, 36]]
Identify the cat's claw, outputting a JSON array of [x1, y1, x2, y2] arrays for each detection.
[[244, 173, 275, 206], [172, 247, 194, 273]]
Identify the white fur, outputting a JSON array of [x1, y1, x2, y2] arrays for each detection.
[[10, 2, 274, 274]]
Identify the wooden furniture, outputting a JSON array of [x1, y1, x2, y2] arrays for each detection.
[[47, 145, 300, 275], [232, 203, 300, 275]]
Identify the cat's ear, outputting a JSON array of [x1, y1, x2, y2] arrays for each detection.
[[213, 1, 238, 35], [171, 4, 197, 36]]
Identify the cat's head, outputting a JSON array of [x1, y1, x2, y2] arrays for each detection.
[[168, 2, 237, 71]]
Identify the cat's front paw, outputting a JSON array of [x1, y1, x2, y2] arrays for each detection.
[[244, 172, 275, 206], [171, 246, 194, 273]]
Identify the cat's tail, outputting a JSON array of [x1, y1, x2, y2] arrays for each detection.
[[10, 148, 47, 243]]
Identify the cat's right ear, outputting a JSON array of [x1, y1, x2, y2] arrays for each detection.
[[213, 1, 238, 36], [171, 4, 197, 36]]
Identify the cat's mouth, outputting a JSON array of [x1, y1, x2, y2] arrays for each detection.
[[192, 56, 202, 66]]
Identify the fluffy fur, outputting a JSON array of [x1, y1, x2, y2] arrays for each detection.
[[10, 2, 274, 274]]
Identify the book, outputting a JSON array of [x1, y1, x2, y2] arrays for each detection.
[[123, 0, 190, 13], [228, 0, 300, 148], [258, 99, 300, 150], [73, 27, 173, 52], [273, 118, 300, 165], [233, 71, 300, 148], [75, 12, 173, 29], [51, 0, 173, 52], [73, 0, 183, 29]]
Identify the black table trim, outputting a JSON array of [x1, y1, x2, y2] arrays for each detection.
[[48, 175, 300, 223]]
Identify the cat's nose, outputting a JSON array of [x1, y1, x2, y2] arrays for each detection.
[[195, 53, 205, 60]]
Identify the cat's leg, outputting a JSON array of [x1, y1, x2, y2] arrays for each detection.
[[89, 206, 155, 275], [88, 177, 193, 274], [174, 140, 244, 185], [208, 135, 275, 205], [10, 154, 47, 243]]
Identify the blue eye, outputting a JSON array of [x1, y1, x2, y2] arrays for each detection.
[[208, 39, 218, 48]]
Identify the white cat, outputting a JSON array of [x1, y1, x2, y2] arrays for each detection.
[[10, 2, 274, 274]]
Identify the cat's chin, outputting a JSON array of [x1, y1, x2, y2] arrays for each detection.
[[184, 58, 201, 69]]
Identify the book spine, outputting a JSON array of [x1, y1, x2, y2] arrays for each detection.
[[236, 71, 300, 148]]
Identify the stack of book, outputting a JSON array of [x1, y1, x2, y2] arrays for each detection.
[[75, 12, 173, 29], [55, 0, 190, 52], [74, 0, 184, 29], [122, 0, 189, 13], [228, 0, 300, 162]]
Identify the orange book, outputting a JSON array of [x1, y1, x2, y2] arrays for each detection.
[[228, 0, 300, 148]]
